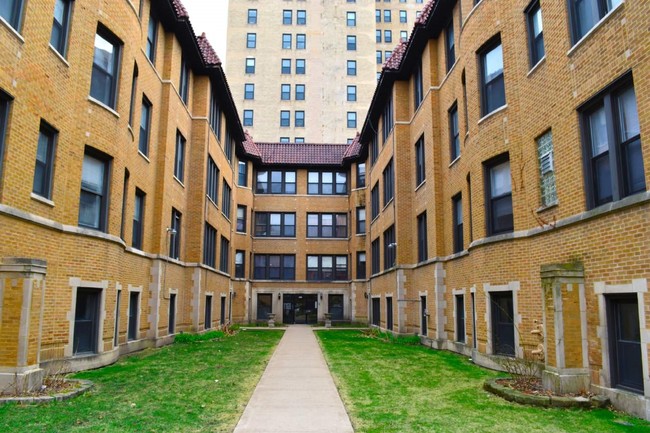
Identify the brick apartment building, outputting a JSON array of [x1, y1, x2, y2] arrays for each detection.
[[1, 0, 649, 421]]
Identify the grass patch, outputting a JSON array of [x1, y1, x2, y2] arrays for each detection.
[[0, 330, 283, 433], [173, 330, 225, 343], [317, 330, 650, 433]]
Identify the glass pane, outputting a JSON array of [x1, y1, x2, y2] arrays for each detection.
[[455, 199, 463, 223], [589, 106, 609, 156], [284, 213, 295, 225], [490, 161, 511, 197], [94, 34, 115, 73], [308, 214, 318, 225], [624, 139, 645, 195], [270, 214, 281, 225], [307, 256, 318, 267], [322, 172, 333, 183], [308, 172, 319, 183], [322, 256, 333, 268], [617, 87, 640, 141], [81, 155, 105, 194], [36, 132, 49, 163], [79, 191, 101, 228], [532, 7, 543, 36], [492, 195, 513, 232], [576, 0, 599, 39], [484, 44, 503, 83]]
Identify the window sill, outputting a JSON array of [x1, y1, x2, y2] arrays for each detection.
[[207, 196, 218, 209], [415, 180, 426, 192], [88, 97, 120, 118], [567, 2, 624, 57], [526, 56, 546, 77], [0, 17, 24, 43], [235, 231, 247, 235], [305, 237, 349, 241], [30, 193, 55, 207], [382, 198, 394, 211], [221, 213, 231, 222], [252, 236, 297, 240], [173, 176, 185, 188], [127, 125, 135, 142], [48, 45, 70, 67], [355, 233, 366, 237], [138, 151, 150, 163], [448, 155, 461, 168], [536, 201, 558, 213], [477, 104, 508, 125]]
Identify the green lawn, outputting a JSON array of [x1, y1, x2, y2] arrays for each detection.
[[0, 330, 283, 433], [317, 330, 650, 433]]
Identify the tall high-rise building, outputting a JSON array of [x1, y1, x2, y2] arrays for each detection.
[[226, 0, 425, 143]]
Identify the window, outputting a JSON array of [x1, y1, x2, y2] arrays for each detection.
[[491, 291, 515, 356], [209, 90, 221, 138], [384, 10, 391, 22], [376, 30, 381, 43], [295, 84, 305, 100], [254, 212, 296, 237], [280, 137, 290, 143], [295, 137, 305, 143], [371, 238, 380, 275], [128, 65, 138, 126], [347, 112, 357, 128], [179, 57, 190, 104], [536, 130, 557, 207], [127, 291, 139, 342], [307, 256, 348, 281], [357, 163, 366, 188], [347, 60, 357, 76], [417, 212, 428, 262], [90, 28, 121, 109], [174, 131, 185, 182], [456, 295, 465, 343], [383, 159, 394, 205], [384, 30, 392, 43], [347, 35, 357, 50], [235, 251, 245, 278], [246, 33, 256, 48], [203, 222, 217, 267], [484, 154, 513, 235], [382, 95, 394, 143], [225, 127, 233, 164], [296, 34, 306, 49], [0, 93, 10, 181], [526, 0, 544, 66], [295, 111, 305, 127], [50, 0, 72, 56], [462, 70, 469, 134], [132, 189, 145, 249], [236, 205, 247, 233], [74, 288, 101, 353], [33, 122, 57, 199], [400, 10, 407, 23], [371, 132, 379, 166], [2, 0, 24, 30], [246, 58, 256, 74], [452, 193, 463, 253], [244, 83, 255, 100], [581, 77, 644, 208], [145, 14, 158, 64], [449, 103, 460, 161], [282, 10, 292, 25], [371, 183, 380, 220], [169, 208, 182, 259], [243, 109, 254, 126], [220, 236, 230, 273], [281, 59, 291, 74], [206, 157, 219, 204], [254, 254, 295, 280], [307, 213, 348, 238], [400, 30, 408, 41], [280, 110, 290, 127], [415, 135, 425, 186], [79, 150, 110, 231], [238, 161, 248, 187], [356, 207, 366, 234], [356, 252, 366, 279], [247, 9, 257, 24], [205, 295, 213, 329], [383, 225, 396, 270], [385, 51, 392, 61], [414, 61, 423, 109], [376, 9, 381, 22], [347, 86, 357, 102], [168, 293, 176, 334], [138, 96, 152, 156], [569, 0, 622, 44], [257, 294, 272, 320], [376, 51, 382, 65], [296, 59, 306, 74], [114, 290, 121, 346], [297, 10, 306, 25], [222, 181, 231, 219], [307, 171, 348, 195], [479, 37, 506, 116], [445, 21, 455, 72], [282, 33, 292, 49], [256, 170, 296, 194], [347, 12, 356, 26]]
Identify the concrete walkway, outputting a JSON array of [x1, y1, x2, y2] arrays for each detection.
[[233, 326, 354, 433]]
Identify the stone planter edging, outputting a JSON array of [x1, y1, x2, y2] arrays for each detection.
[[483, 378, 609, 409], [0, 379, 93, 405]]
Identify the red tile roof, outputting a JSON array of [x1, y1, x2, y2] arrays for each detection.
[[196, 33, 221, 66], [242, 132, 262, 159], [343, 133, 362, 160], [415, 0, 436, 25], [170, 0, 189, 18], [255, 143, 350, 166], [383, 40, 408, 71]]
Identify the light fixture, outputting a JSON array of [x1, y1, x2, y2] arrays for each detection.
[[278, 293, 281, 300], [364, 292, 368, 299], [320, 293, 323, 300]]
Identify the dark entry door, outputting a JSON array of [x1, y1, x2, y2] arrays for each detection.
[[609, 295, 643, 393], [220, 296, 226, 325], [491, 291, 515, 356], [371, 298, 380, 326], [283, 294, 318, 324], [386, 297, 393, 330], [420, 296, 427, 336], [168, 293, 176, 334], [74, 288, 101, 354], [328, 294, 344, 321]]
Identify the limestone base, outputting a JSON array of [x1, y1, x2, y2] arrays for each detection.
[[0, 367, 45, 395], [542, 368, 590, 394]]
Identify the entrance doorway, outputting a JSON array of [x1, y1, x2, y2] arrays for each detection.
[[491, 291, 515, 356], [73, 288, 101, 355], [420, 295, 428, 336], [608, 295, 643, 393], [283, 294, 318, 324]]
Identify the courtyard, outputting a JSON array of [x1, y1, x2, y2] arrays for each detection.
[[1, 328, 649, 432]]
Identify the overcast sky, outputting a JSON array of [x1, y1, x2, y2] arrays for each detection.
[[182, 0, 230, 66]]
